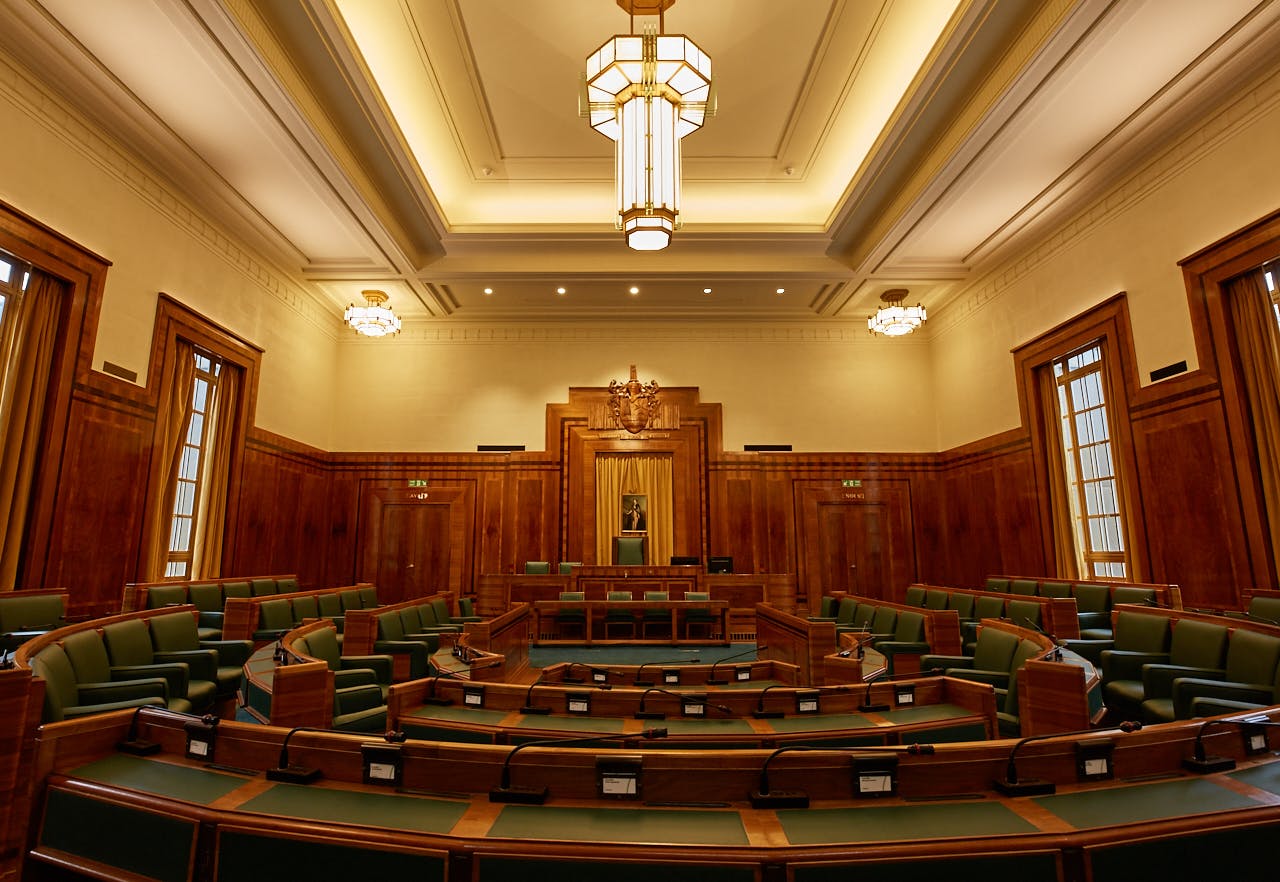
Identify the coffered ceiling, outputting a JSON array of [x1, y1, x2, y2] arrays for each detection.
[[3, 0, 1278, 329]]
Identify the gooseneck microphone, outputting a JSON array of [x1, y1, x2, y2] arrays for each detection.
[[633, 656, 700, 687], [751, 743, 935, 808], [489, 728, 668, 804], [1184, 715, 1280, 773], [521, 674, 551, 715], [753, 683, 852, 719], [1019, 617, 1063, 660], [859, 667, 942, 713], [266, 725, 330, 784], [562, 662, 612, 686], [634, 687, 731, 720], [423, 658, 505, 706], [705, 645, 767, 685], [993, 721, 1142, 796]]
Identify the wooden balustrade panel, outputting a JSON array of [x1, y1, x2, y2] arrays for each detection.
[[464, 603, 531, 678], [269, 662, 333, 729], [754, 603, 836, 686]]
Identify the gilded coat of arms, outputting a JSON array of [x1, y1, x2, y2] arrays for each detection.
[[608, 365, 661, 434]]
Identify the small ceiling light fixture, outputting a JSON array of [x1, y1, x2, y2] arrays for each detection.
[[344, 290, 401, 337], [584, 0, 714, 251], [868, 288, 927, 337]]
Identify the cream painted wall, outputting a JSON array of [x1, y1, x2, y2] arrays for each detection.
[[330, 332, 936, 453], [930, 66, 1280, 451], [0, 51, 337, 448]]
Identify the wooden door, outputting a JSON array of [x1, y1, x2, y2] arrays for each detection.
[[376, 503, 451, 603], [815, 502, 888, 599]]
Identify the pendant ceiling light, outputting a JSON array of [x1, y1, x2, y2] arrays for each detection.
[[584, 0, 713, 251], [868, 289, 927, 337], [344, 290, 402, 337]]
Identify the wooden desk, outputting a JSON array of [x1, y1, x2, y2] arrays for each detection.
[[531, 599, 730, 646]]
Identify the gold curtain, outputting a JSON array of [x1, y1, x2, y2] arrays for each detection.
[[595, 454, 673, 566], [1037, 367, 1080, 579], [192, 365, 240, 578], [1228, 268, 1280, 577], [142, 341, 197, 580], [0, 270, 66, 587]]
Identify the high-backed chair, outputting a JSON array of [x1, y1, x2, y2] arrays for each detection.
[[1171, 629, 1280, 721], [683, 591, 717, 640], [276, 577, 299, 593], [372, 611, 431, 679], [555, 592, 587, 639], [250, 578, 278, 597], [145, 585, 187, 609], [296, 626, 393, 701], [1100, 617, 1226, 721], [613, 536, 647, 566], [873, 611, 930, 673], [867, 606, 898, 642], [923, 626, 1021, 688], [963, 595, 1009, 653], [641, 591, 671, 639], [1010, 579, 1039, 597], [458, 597, 479, 618], [1112, 586, 1157, 606], [317, 593, 345, 632], [947, 592, 975, 621], [291, 595, 319, 623], [1073, 584, 1114, 638], [0, 593, 67, 652], [984, 578, 1011, 593], [148, 610, 252, 699], [559, 561, 582, 575], [524, 561, 551, 575], [222, 581, 251, 600], [832, 598, 863, 637], [186, 583, 225, 640], [31, 643, 165, 723], [99, 619, 217, 712], [253, 599, 295, 642], [1006, 599, 1042, 630], [996, 638, 1047, 736], [358, 585, 379, 608], [604, 591, 636, 639], [808, 596, 837, 621], [1039, 581, 1072, 599], [903, 585, 927, 607], [432, 597, 482, 624], [850, 603, 877, 633], [1100, 612, 1173, 713], [61, 629, 189, 713], [923, 589, 949, 610]]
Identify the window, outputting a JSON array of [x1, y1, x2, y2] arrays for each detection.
[[0, 251, 30, 412], [1052, 343, 1130, 579], [163, 348, 223, 579]]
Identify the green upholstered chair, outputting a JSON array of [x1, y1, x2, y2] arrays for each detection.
[[874, 610, 930, 673], [337, 588, 363, 612], [1112, 586, 1157, 606], [1189, 657, 1280, 717], [97, 620, 218, 713], [373, 611, 431, 679], [250, 578, 278, 597], [61, 629, 184, 710], [850, 602, 877, 632], [1005, 599, 1042, 630], [407, 604, 461, 636], [903, 585, 927, 607], [683, 591, 717, 640], [221, 581, 251, 600], [458, 597, 479, 618], [1010, 579, 1039, 596], [296, 625, 393, 700], [147, 610, 252, 699], [1171, 629, 1280, 721], [641, 591, 671, 639], [1073, 584, 1114, 638], [433, 596, 482, 624], [524, 561, 551, 575], [555, 592, 588, 639], [252, 598, 295, 642], [808, 596, 837, 620], [613, 536, 647, 566], [996, 638, 1047, 737], [867, 606, 898, 643], [276, 577, 299, 593], [558, 561, 582, 575], [0, 593, 66, 652], [1245, 596, 1280, 624], [1100, 611, 1173, 714], [1038, 581, 1072, 599], [603, 591, 636, 638], [291, 595, 319, 623], [31, 643, 165, 723], [923, 626, 1021, 688], [923, 589, 949, 610], [962, 595, 1009, 653], [833, 598, 864, 637], [947, 592, 975, 621], [984, 577, 1011, 593], [358, 585, 380, 608], [1130, 619, 1229, 723], [186, 583, 225, 640], [329, 681, 387, 732], [145, 585, 187, 608], [317, 593, 345, 632]]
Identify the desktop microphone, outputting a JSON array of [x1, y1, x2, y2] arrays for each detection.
[[1184, 715, 1280, 773], [633, 656, 700, 687], [706, 645, 767, 685], [489, 727, 668, 804], [521, 674, 552, 715], [634, 687, 732, 720], [561, 662, 612, 686], [753, 683, 853, 719], [750, 743, 935, 808], [117, 706, 220, 756], [266, 725, 329, 784], [993, 721, 1142, 796], [1019, 617, 1064, 661], [859, 667, 942, 713]]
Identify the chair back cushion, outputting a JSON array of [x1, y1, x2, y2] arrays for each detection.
[[1010, 579, 1039, 596], [644, 591, 669, 602], [1005, 639, 1046, 715], [146, 585, 187, 608], [31, 644, 79, 721], [975, 596, 1007, 620], [1248, 596, 1280, 623], [984, 578, 1011, 593], [1113, 611, 1171, 653], [559, 562, 582, 575], [894, 611, 926, 642], [358, 586, 379, 608], [1039, 581, 1072, 599], [870, 606, 897, 634], [400, 607, 424, 634], [222, 581, 251, 599], [1225, 629, 1280, 685], [903, 585, 927, 606], [291, 596, 319, 621], [607, 591, 633, 601], [1006, 599, 1042, 629], [559, 592, 586, 602], [1112, 586, 1156, 606], [62, 629, 114, 683], [149, 611, 200, 653], [835, 597, 858, 625], [459, 597, 477, 617], [257, 599, 294, 631], [250, 579, 278, 597], [947, 593, 975, 619], [276, 578, 299, 593], [318, 593, 343, 618], [615, 538, 646, 566], [306, 627, 343, 670], [1168, 619, 1228, 668], [524, 561, 551, 575], [102, 619, 156, 667], [852, 604, 877, 630], [685, 592, 710, 602], [187, 584, 222, 612], [340, 588, 364, 611], [0, 595, 64, 632], [924, 589, 949, 610], [377, 611, 406, 641], [972, 627, 1021, 671], [1073, 584, 1111, 614], [430, 598, 452, 624]]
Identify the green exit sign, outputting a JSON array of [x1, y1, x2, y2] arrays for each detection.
[[407, 479, 428, 488], [842, 479, 861, 488]]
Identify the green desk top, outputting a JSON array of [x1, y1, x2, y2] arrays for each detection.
[[778, 801, 1037, 844], [70, 754, 249, 805], [1228, 761, 1280, 797], [489, 805, 748, 845], [880, 704, 974, 724], [514, 715, 626, 733], [769, 713, 878, 733], [408, 704, 510, 725], [657, 717, 757, 735], [239, 783, 469, 833], [1033, 777, 1259, 829]]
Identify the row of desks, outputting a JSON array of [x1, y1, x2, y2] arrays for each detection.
[[531, 599, 731, 646]]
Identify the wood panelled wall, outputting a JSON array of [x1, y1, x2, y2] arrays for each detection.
[[8, 197, 1279, 618]]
